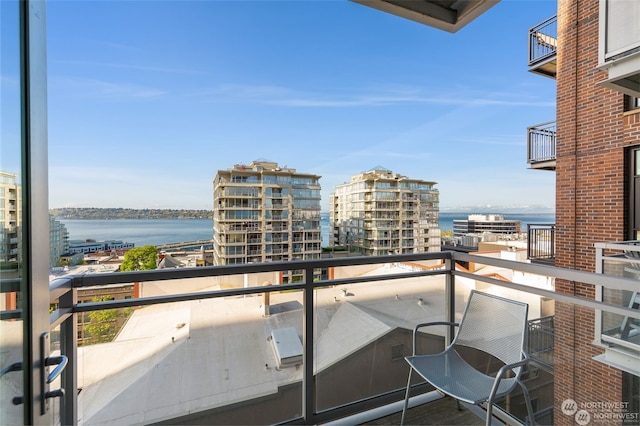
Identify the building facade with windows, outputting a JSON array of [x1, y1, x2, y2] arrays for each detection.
[[48, 215, 68, 268], [524, 0, 640, 422], [213, 160, 322, 283], [0, 171, 21, 264], [67, 239, 134, 255], [452, 214, 521, 237], [330, 167, 440, 256]]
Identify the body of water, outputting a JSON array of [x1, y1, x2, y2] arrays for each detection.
[[61, 212, 555, 248], [61, 218, 214, 247], [438, 212, 555, 232]]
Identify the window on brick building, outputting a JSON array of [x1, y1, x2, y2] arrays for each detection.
[[624, 95, 640, 112], [628, 147, 640, 239]]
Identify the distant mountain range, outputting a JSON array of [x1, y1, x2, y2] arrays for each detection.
[[440, 205, 554, 214]]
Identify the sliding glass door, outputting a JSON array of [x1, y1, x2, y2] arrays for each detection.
[[1, 1, 54, 424]]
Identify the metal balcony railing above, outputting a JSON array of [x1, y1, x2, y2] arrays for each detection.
[[527, 223, 556, 264], [527, 121, 556, 170], [529, 15, 557, 78]]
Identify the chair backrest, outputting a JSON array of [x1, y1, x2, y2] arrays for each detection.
[[454, 290, 529, 366]]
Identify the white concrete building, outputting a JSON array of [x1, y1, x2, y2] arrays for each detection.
[[213, 160, 322, 283], [0, 171, 21, 263], [330, 167, 440, 255], [68, 239, 135, 254], [49, 215, 69, 268], [453, 214, 522, 237]]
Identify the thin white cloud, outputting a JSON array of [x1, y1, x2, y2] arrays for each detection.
[[50, 77, 167, 99], [356, 150, 433, 159], [191, 83, 555, 108], [450, 135, 525, 146], [50, 166, 140, 182], [52, 59, 201, 75], [101, 41, 144, 52]]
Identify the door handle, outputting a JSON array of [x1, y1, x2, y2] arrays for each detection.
[[0, 361, 22, 378], [40, 332, 67, 414], [45, 355, 68, 384], [0, 362, 24, 405]]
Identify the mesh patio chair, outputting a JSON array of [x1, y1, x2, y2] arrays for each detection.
[[401, 290, 535, 426]]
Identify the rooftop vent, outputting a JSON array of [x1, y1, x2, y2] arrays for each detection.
[[270, 327, 303, 368]]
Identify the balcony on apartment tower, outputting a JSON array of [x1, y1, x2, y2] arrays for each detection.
[[527, 223, 556, 265], [527, 121, 556, 171], [528, 15, 557, 79]]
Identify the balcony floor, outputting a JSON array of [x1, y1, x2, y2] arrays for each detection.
[[362, 397, 483, 425]]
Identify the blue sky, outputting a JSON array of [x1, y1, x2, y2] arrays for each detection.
[[43, 0, 557, 211]]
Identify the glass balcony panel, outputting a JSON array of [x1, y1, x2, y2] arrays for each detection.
[[0, 316, 23, 424], [76, 287, 304, 425], [314, 267, 451, 413], [50, 252, 640, 424], [1, 0, 23, 421], [602, 288, 640, 348], [597, 242, 640, 356]]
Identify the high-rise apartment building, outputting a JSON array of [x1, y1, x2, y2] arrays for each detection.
[[0, 171, 21, 264], [213, 160, 322, 282], [330, 167, 440, 256], [49, 215, 69, 268]]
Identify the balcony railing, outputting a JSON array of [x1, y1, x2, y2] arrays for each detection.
[[3, 251, 640, 425], [528, 15, 557, 78], [528, 315, 554, 370], [527, 223, 556, 264], [595, 241, 640, 374], [527, 121, 557, 170]]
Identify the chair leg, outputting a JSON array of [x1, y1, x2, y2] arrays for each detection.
[[400, 367, 413, 426], [485, 401, 494, 426], [518, 381, 536, 425]]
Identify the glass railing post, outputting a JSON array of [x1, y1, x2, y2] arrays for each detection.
[[302, 266, 315, 423]]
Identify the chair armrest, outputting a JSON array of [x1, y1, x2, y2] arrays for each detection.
[[496, 356, 530, 378], [487, 354, 531, 404], [412, 321, 459, 356]]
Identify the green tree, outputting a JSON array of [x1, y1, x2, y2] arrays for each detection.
[[119, 245, 158, 271], [85, 311, 117, 343], [84, 296, 118, 344], [83, 297, 135, 345]]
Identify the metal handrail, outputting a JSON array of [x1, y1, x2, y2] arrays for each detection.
[[30, 251, 640, 425], [528, 15, 558, 66], [527, 121, 557, 164], [527, 223, 555, 261]]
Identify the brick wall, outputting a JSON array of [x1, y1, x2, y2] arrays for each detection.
[[554, 0, 640, 423]]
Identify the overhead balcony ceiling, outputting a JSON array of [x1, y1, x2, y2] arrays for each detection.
[[350, 0, 499, 33]]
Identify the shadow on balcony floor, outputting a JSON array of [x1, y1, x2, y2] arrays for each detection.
[[362, 397, 482, 425]]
